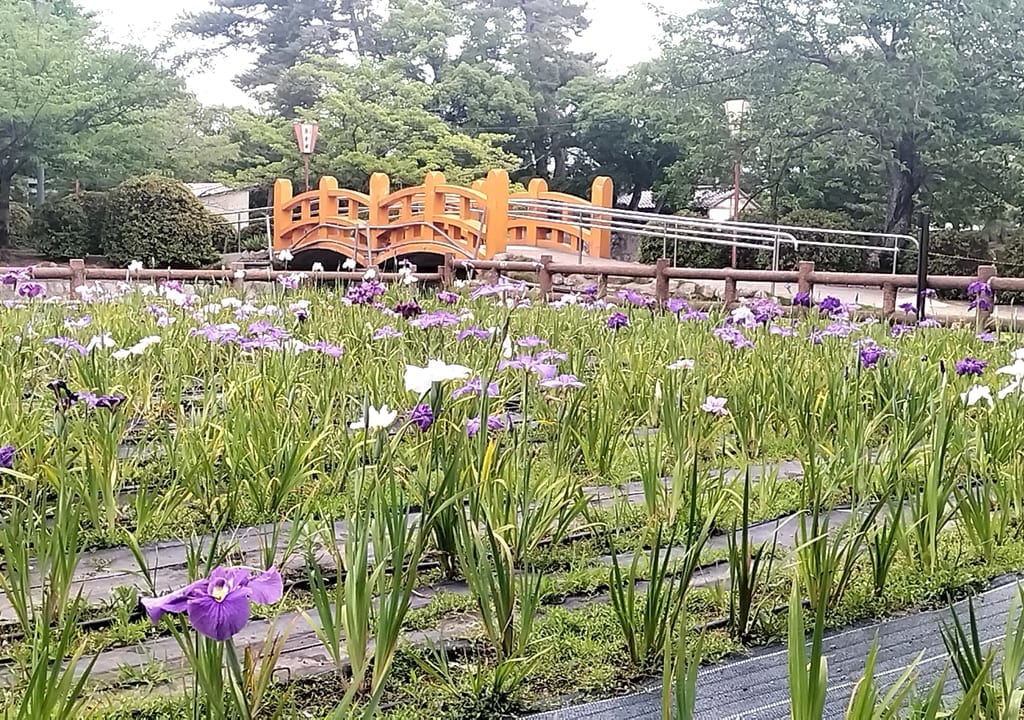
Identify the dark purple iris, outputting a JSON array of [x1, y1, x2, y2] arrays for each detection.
[[436, 291, 458, 305], [859, 345, 887, 369], [17, 282, 45, 299], [79, 392, 127, 410], [955, 357, 988, 377], [47, 380, 78, 410], [818, 296, 843, 314], [967, 281, 994, 312], [394, 300, 423, 319], [899, 302, 916, 314], [408, 404, 434, 431], [0, 445, 14, 469], [346, 280, 387, 305], [792, 291, 813, 308], [607, 312, 629, 330]]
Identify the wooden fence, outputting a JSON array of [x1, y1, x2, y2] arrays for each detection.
[[5, 256, 1019, 326]]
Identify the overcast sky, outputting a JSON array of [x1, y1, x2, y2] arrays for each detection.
[[79, 0, 694, 108]]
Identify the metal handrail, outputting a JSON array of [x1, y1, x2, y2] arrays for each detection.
[[508, 197, 916, 274]]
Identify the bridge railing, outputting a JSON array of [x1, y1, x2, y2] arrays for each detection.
[[271, 171, 614, 263]]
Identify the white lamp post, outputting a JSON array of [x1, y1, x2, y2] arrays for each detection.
[[723, 99, 750, 268]]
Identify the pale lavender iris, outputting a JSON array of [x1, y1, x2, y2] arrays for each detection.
[[470, 280, 528, 299], [891, 324, 914, 339], [453, 377, 500, 399], [517, 335, 547, 348], [536, 349, 568, 363], [45, 336, 87, 356], [309, 340, 345, 358], [142, 566, 283, 641], [976, 331, 997, 342], [466, 414, 508, 437], [617, 289, 654, 308], [409, 311, 461, 329], [713, 325, 754, 350], [666, 297, 690, 314], [457, 326, 491, 341], [373, 326, 403, 340], [540, 374, 584, 389], [701, 396, 729, 416]]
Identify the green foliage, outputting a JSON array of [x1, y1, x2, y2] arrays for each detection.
[[30, 192, 107, 259], [102, 175, 220, 268], [208, 216, 238, 254], [760, 208, 867, 273], [8, 202, 32, 247]]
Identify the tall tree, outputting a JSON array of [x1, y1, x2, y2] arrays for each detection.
[[178, 0, 381, 100], [0, 0, 177, 247], [457, 0, 597, 185], [661, 0, 1024, 232], [228, 59, 519, 189]]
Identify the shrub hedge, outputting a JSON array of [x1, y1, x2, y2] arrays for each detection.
[[30, 192, 108, 258]]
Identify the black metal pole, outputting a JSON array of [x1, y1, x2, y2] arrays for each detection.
[[916, 213, 930, 322]]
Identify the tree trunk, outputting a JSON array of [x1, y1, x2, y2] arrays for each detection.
[[0, 170, 12, 250], [883, 134, 926, 235], [628, 183, 643, 212]]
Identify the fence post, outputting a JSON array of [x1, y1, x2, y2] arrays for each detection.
[[916, 213, 930, 322], [881, 282, 897, 320], [723, 274, 738, 306], [539, 254, 553, 300], [977, 264, 997, 328], [230, 262, 246, 292], [440, 253, 455, 287], [597, 273, 608, 299], [69, 259, 86, 292], [655, 258, 670, 305], [797, 260, 814, 297]]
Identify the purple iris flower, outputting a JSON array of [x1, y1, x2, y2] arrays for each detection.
[[747, 298, 783, 323], [666, 297, 690, 314], [466, 414, 508, 437], [918, 318, 941, 328], [394, 300, 423, 319], [967, 280, 992, 297], [347, 280, 386, 305], [499, 354, 535, 372], [713, 325, 754, 350], [818, 296, 843, 315], [792, 292, 812, 308], [969, 297, 993, 312], [680, 309, 709, 322], [617, 289, 654, 308], [0, 445, 14, 469], [891, 324, 914, 339], [17, 282, 45, 299], [540, 374, 584, 389], [436, 291, 459, 305], [1, 270, 30, 286], [47, 380, 78, 411], [457, 326, 491, 341], [769, 324, 796, 337], [956, 357, 988, 376], [607, 312, 629, 330], [142, 566, 283, 641], [533, 363, 559, 381], [822, 321, 857, 338], [453, 377, 500, 399], [859, 345, 888, 369], [517, 335, 548, 348], [64, 315, 92, 329], [409, 311, 461, 329], [408, 404, 434, 431], [976, 331, 998, 342], [899, 302, 916, 314]]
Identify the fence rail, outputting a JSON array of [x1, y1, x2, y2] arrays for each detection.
[[3, 255, 1016, 326]]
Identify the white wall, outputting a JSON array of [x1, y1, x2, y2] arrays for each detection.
[[199, 190, 250, 229]]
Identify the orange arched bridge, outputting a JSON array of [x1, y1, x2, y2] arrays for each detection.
[[272, 170, 614, 266]]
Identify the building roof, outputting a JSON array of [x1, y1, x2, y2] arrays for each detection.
[[186, 182, 244, 198], [615, 190, 657, 210], [692, 186, 759, 211]]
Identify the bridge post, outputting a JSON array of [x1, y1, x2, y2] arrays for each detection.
[[272, 179, 293, 252], [483, 170, 509, 257], [655, 258, 670, 305], [590, 177, 613, 258], [368, 173, 391, 263], [539, 254, 553, 300]]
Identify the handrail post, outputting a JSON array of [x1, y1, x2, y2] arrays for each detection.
[[69, 258, 86, 293], [655, 258, 670, 306], [539, 254, 553, 300], [916, 213, 930, 322], [977, 264, 997, 328]]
